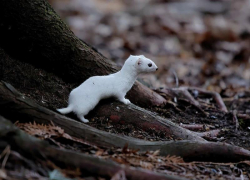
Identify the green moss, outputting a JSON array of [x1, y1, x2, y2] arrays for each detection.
[[239, 118, 246, 128]]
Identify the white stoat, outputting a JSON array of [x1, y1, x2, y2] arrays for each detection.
[[57, 55, 158, 123]]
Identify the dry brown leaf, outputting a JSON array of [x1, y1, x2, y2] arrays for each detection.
[[152, 150, 160, 156], [15, 122, 94, 147], [126, 157, 154, 170], [95, 149, 105, 156], [165, 155, 184, 164], [0, 169, 7, 179], [112, 157, 129, 165], [16, 122, 65, 139], [111, 170, 127, 180]]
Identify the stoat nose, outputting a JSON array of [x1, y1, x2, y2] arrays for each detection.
[[156, 68, 158, 71]]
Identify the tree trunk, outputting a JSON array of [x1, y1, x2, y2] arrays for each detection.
[[0, 0, 166, 106]]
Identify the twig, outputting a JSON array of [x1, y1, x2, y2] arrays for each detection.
[[157, 87, 208, 116], [0, 145, 10, 169], [180, 124, 205, 131], [174, 86, 227, 113], [172, 70, 179, 88], [237, 114, 250, 120], [188, 87, 228, 112], [195, 130, 221, 139], [233, 110, 239, 131]]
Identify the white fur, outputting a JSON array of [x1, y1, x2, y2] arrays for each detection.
[[57, 55, 158, 123]]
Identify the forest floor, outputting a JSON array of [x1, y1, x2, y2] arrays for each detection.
[[1, 0, 250, 179]]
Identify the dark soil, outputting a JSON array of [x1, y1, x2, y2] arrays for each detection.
[[153, 104, 250, 150]]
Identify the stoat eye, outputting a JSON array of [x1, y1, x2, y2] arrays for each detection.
[[148, 63, 152, 67]]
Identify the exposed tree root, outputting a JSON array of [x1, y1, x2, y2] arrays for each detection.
[[179, 124, 220, 139], [186, 87, 228, 112], [156, 86, 228, 113], [0, 116, 184, 180], [195, 130, 221, 139], [180, 124, 205, 131], [0, 81, 204, 142], [0, 81, 250, 162]]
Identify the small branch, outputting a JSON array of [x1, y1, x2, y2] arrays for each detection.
[[172, 70, 179, 88], [233, 110, 239, 131], [180, 124, 205, 131], [155, 87, 208, 116], [237, 114, 250, 119], [0, 145, 10, 169], [188, 87, 228, 112], [156, 86, 228, 113], [195, 129, 221, 139]]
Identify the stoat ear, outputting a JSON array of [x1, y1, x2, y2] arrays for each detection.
[[137, 58, 142, 65]]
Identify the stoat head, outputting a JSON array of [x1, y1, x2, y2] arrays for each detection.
[[125, 55, 158, 73]]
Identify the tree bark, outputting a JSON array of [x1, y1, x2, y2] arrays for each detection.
[[1, 81, 250, 163], [0, 0, 166, 107]]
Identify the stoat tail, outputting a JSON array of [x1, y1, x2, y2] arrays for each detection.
[[57, 106, 73, 114]]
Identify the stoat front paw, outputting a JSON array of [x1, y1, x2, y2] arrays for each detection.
[[78, 116, 89, 123], [124, 99, 131, 105], [81, 119, 89, 123]]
